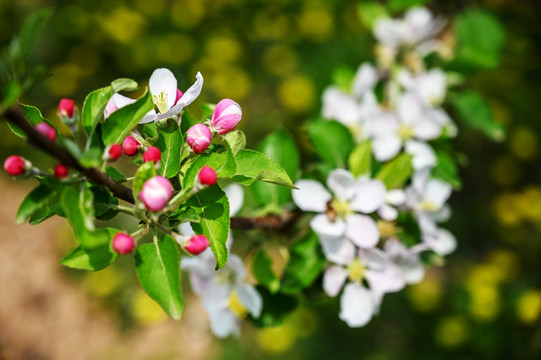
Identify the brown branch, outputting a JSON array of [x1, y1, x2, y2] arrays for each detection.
[[230, 210, 299, 230], [3, 105, 135, 204]]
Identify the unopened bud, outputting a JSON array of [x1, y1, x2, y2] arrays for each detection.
[[58, 98, 76, 119], [186, 124, 212, 154], [112, 232, 135, 255], [185, 235, 209, 255], [4, 155, 29, 176], [198, 166, 217, 186], [210, 99, 242, 135], [142, 146, 162, 163], [54, 164, 69, 179], [174, 88, 184, 106], [140, 176, 173, 212], [35, 122, 56, 142], [105, 144, 123, 161], [122, 135, 140, 156]]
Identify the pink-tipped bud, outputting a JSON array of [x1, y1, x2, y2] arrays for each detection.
[[210, 99, 242, 135], [185, 235, 209, 255], [35, 122, 56, 142], [186, 124, 212, 154], [122, 136, 140, 156], [54, 164, 69, 179], [140, 176, 173, 212], [58, 98, 76, 118], [4, 155, 28, 176], [174, 88, 184, 106], [112, 232, 135, 255], [198, 166, 217, 186], [142, 146, 161, 163], [106, 144, 123, 161]]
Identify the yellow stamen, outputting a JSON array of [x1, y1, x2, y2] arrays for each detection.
[[347, 258, 366, 283], [329, 199, 352, 219], [228, 290, 248, 318], [153, 91, 169, 114], [398, 124, 415, 140], [419, 200, 438, 212], [378, 220, 399, 238]]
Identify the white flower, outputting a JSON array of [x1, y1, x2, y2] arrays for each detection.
[[323, 248, 405, 327], [378, 188, 407, 221], [292, 169, 386, 264], [384, 238, 426, 284], [399, 68, 447, 107]]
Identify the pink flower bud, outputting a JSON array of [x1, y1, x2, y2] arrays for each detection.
[[106, 144, 123, 161], [185, 235, 209, 255], [186, 124, 212, 154], [54, 164, 69, 179], [122, 136, 140, 156], [4, 155, 28, 176], [210, 99, 242, 135], [58, 98, 76, 118], [140, 176, 173, 212], [174, 88, 184, 106], [198, 166, 217, 186], [112, 232, 135, 255], [35, 122, 56, 142], [142, 146, 161, 163]]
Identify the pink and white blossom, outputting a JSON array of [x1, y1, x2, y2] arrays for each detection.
[[139, 176, 173, 212], [210, 99, 242, 135]]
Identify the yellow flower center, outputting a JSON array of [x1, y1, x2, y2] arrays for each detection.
[[329, 199, 352, 220], [377, 220, 400, 238], [419, 200, 438, 212], [153, 91, 169, 114], [347, 258, 366, 283], [398, 124, 415, 140], [348, 124, 363, 142], [228, 290, 248, 318]]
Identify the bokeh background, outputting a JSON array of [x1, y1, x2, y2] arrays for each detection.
[[1, 0, 541, 359]]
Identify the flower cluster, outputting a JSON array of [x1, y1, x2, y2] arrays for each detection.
[[294, 6, 457, 327]]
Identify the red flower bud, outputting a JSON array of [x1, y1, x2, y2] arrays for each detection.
[[122, 136, 140, 156], [4, 155, 27, 176], [112, 232, 135, 255], [107, 144, 123, 161], [58, 98, 76, 118], [198, 166, 217, 186], [186, 124, 212, 154], [185, 235, 209, 255], [142, 146, 162, 163], [35, 122, 56, 142], [54, 164, 69, 179]]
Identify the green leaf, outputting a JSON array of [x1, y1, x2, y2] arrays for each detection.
[[221, 139, 238, 177], [224, 130, 246, 155], [232, 150, 295, 188], [252, 249, 280, 294], [376, 153, 413, 189], [182, 151, 232, 189], [187, 186, 230, 270], [102, 89, 154, 146], [105, 166, 127, 183], [348, 140, 372, 178], [307, 119, 355, 168], [180, 109, 198, 134], [16, 183, 63, 224], [90, 186, 119, 221], [133, 161, 156, 196], [61, 187, 96, 244], [357, 1, 388, 29], [111, 78, 138, 93], [155, 120, 182, 178], [431, 150, 461, 190], [252, 129, 299, 207], [82, 86, 113, 137], [60, 229, 118, 271], [450, 91, 504, 141], [200, 102, 215, 121], [168, 206, 200, 223], [252, 287, 297, 327], [454, 10, 504, 69], [135, 235, 184, 320], [15, 8, 52, 61], [388, 0, 432, 13], [8, 104, 55, 139], [281, 231, 326, 294]]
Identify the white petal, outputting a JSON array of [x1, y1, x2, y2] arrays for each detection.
[[327, 169, 356, 201], [352, 63, 378, 97], [154, 72, 204, 121], [425, 179, 452, 210], [292, 180, 331, 212], [179, 222, 195, 235], [318, 234, 356, 265], [372, 135, 402, 161], [350, 179, 386, 213], [359, 248, 388, 271], [424, 228, 456, 256], [226, 254, 247, 281], [405, 140, 436, 170], [378, 204, 398, 221], [384, 238, 408, 260], [418, 69, 446, 106], [339, 283, 375, 328], [224, 183, 244, 216], [206, 307, 240, 338], [386, 189, 406, 205], [397, 92, 423, 126], [371, 112, 398, 137], [401, 258, 426, 284], [235, 283, 262, 317], [374, 18, 402, 46], [345, 214, 379, 248], [365, 264, 406, 295], [322, 87, 360, 126], [323, 265, 349, 297], [149, 68, 178, 112], [112, 93, 136, 108], [310, 214, 346, 237]]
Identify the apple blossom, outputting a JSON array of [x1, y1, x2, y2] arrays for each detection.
[[58, 98, 76, 118], [54, 164, 69, 179], [184, 235, 210, 255], [3, 155, 28, 176], [35, 122, 56, 142], [112, 232, 135, 255], [210, 99, 242, 135], [122, 135, 140, 156], [142, 146, 161, 164], [198, 166, 217, 186], [186, 124, 212, 154], [104, 144, 123, 161], [139, 176, 173, 212]]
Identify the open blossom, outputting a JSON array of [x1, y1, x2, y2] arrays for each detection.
[[210, 99, 242, 135], [323, 248, 405, 327], [292, 169, 386, 264], [139, 176, 173, 212], [384, 238, 426, 284]]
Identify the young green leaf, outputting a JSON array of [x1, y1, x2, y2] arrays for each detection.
[[252, 287, 298, 328], [111, 78, 138, 93], [105, 166, 127, 183], [187, 186, 230, 270], [232, 150, 295, 188], [16, 183, 63, 224], [8, 104, 55, 139], [280, 231, 326, 294], [307, 119, 355, 168], [135, 235, 184, 320], [133, 161, 156, 196], [431, 150, 462, 189], [224, 130, 247, 155], [252, 249, 280, 294], [348, 140, 372, 178], [451, 91, 504, 141], [82, 86, 113, 137], [376, 153, 414, 189], [357, 1, 388, 29], [60, 228, 118, 271], [155, 120, 182, 178], [102, 89, 154, 146], [61, 187, 96, 242]]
